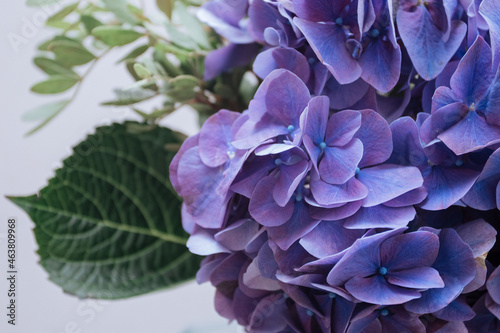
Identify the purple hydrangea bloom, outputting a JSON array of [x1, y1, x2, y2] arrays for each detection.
[[293, 0, 401, 92], [388, 114, 481, 210], [420, 36, 500, 155]]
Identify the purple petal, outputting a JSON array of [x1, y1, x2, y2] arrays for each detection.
[[388, 117, 427, 167], [249, 176, 295, 226], [294, 18, 362, 84], [357, 164, 423, 207], [323, 77, 370, 110], [384, 187, 428, 207], [381, 231, 440, 271], [274, 159, 310, 206], [420, 102, 469, 146], [310, 174, 368, 206], [242, 257, 280, 291], [293, 0, 348, 22], [479, 0, 500, 70], [419, 166, 480, 210], [354, 110, 393, 168], [450, 36, 493, 105], [300, 220, 364, 258], [169, 135, 198, 195], [343, 205, 416, 229], [187, 229, 231, 256], [266, 201, 321, 250], [487, 266, 500, 305], [214, 219, 260, 252], [438, 110, 500, 155], [204, 43, 260, 80], [431, 86, 461, 112], [198, 0, 251, 43], [346, 275, 422, 305], [309, 200, 362, 221], [405, 228, 476, 314], [463, 150, 500, 211], [327, 228, 406, 286], [199, 110, 241, 167], [359, 37, 401, 93], [302, 95, 330, 145], [387, 267, 444, 289], [320, 139, 363, 185], [254, 47, 311, 83], [397, 7, 466, 80], [325, 110, 362, 147]]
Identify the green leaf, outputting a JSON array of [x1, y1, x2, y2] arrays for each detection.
[[165, 75, 200, 102], [34, 57, 76, 76], [49, 40, 95, 67], [31, 75, 80, 94], [102, 0, 139, 25], [157, 0, 175, 19], [117, 44, 149, 63], [8, 122, 201, 299], [133, 63, 152, 79], [102, 87, 157, 106], [22, 100, 70, 122], [174, 2, 210, 49], [81, 15, 103, 34], [46, 2, 79, 27], [91, 26, 144, 47], [165, 20, 198, 51], [26, 0, 61, 6]]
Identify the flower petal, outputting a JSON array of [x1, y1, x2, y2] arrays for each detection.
[[346, 275, 421, 305]]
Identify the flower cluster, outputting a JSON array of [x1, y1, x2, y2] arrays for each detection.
[[171, 0, 500, 332]]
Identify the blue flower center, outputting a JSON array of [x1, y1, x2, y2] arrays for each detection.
[[380, 309, 389, 316], [335, 17, 343, 26], [455, 159, 463, 167], [287, 125, 295, 132], [306, 310, 314, 317], [370, 29, 380, 38], [355, 167, 361, 175], [308, 57, 317, 65], [328, 293, 336, 299], [378, 267, 388, 276], [274, 158, 283, 166], [295, 193, 303, 202], [319, 142, 327, 150]]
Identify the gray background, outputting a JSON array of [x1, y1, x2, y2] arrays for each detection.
[[0, 2, 240, 332]]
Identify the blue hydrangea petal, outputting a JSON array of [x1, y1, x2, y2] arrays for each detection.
[[354, 110, 393, 168], [383, 187, 428, 207], [388, 117, 427, 167], [405, 228, 476, 314], [345, 275, 422, 305], [479, 0, 500, 70], [418, 166, 480, 210], [249, 176, 295, 227], [431, 86, 461, 112], [274, 159, 310, 207], [310, 173, 368, 206], [169, 134, 198, 195], [247, 0, 281, 44], [380, 231, 439, 271], [358, 37, 401, 93], [302, 95, 330, 145], [187, 228, 232, 256], [293, 0, 347, 22], [387, 267, 444, 289], [199, 110, 241, 168], [320, 140, 364, 185], [342, 205, 416, 229], [294, 18, 363, 84], [433, 296, 476, 322], [438, 110, 500, 155], [327, 228, 406, 286], [480, 69, 500, 127], [309, 200, 363, 221], [463, 149, 500, 209], [357, 165, 423, 207], [214, 219, 260, 252], [204, 43, 260, 80], [253, 47, 311, 83], [299, 221, 364, 258], [266, 201, 321, 251], [487, 266, 500, 305], [325, 110, 362, 147], [322, 77, 370, 110], [450, 36, 493, 106], [397, 6, 466, 80], [420, 102, 469, 146]]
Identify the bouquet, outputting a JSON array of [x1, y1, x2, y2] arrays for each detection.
[[11, 0, 500, 332]]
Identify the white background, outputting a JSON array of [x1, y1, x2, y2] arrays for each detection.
[[0, 2, 239, 332]]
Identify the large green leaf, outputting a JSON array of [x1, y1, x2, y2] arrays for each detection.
[[9, 122, 200, 299], [31, 74, 80, 94]]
